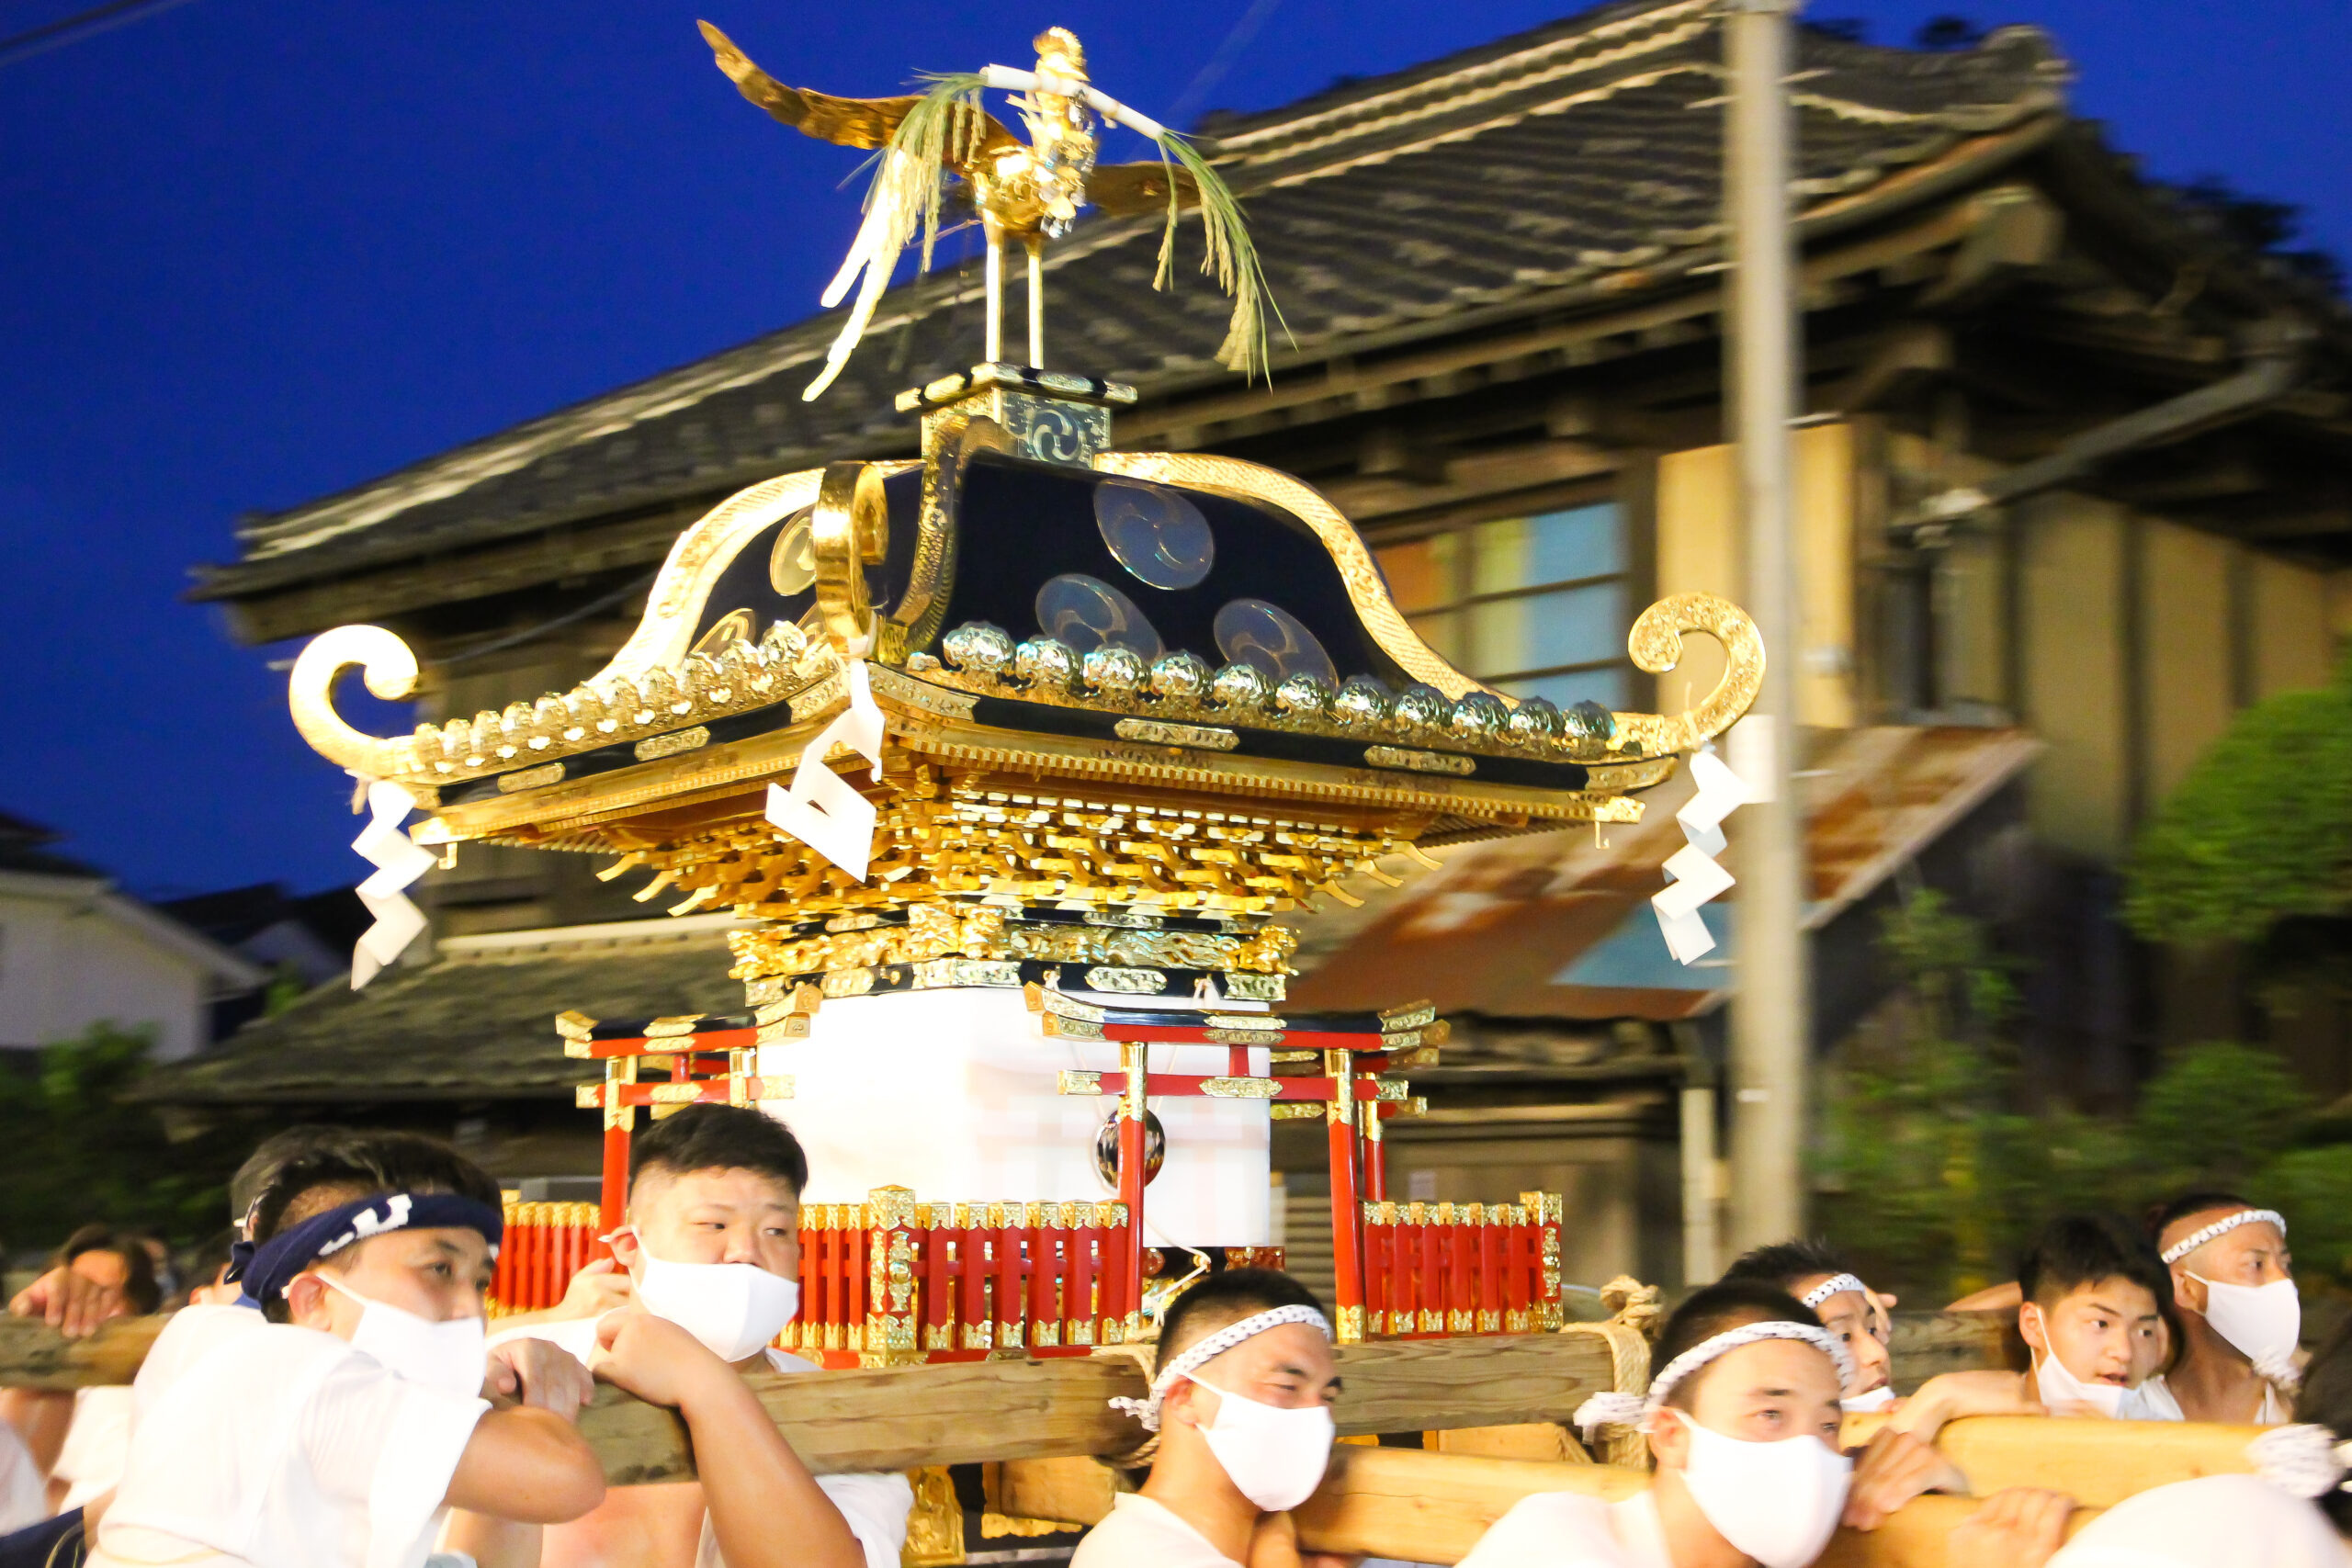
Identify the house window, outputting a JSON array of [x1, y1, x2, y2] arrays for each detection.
[[1374, 502, 1631, 709]]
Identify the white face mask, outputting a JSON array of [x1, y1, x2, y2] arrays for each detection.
[[314, 1274, 487, 1399], [1671, 1414, 1852, 1568], [1185, 1375, 1336, 1513], [1840, 1384, 1897, 1413], [2188, 1275, 2301, 1382], [627, 1235, 801, 1364], [2030, 1337, 2128, 1417]]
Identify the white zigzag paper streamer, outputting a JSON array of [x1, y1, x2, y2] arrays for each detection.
[[764, 660, 887, 881], [351, 780, 435, 989], [1652, 747, 1753, 964]]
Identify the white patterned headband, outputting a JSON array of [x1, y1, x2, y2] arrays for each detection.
[[2162, 1208, 2287, 1266], [1800, 1273, 1871, 1310], [1107, 1305, 1332, 1432], [1574, 1319, 1854, 1437], [2248, 1425, 2352, 1499]]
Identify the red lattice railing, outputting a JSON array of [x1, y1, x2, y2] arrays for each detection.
[[788, 1190, 1279, 1365], [1360, 1195, 1563, 1337], [490, 1201, 605, 1315]]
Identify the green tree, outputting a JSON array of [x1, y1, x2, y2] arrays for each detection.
[[1816, 889, 2352, 1300], [2125, 655, 2352, 951], [1814, 889, 2062, 1296], [0, 1023, 254, 1253], [2130, 1041, 2312, 1191]]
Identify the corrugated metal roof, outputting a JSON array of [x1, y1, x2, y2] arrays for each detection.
[[1285, 725, 2040, 1020]]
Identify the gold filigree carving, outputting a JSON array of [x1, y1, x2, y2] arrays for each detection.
[[1363, 746, 1475, 775], [1083, 966, 1167, 994], [1199, 1077, 1281, 1099], [1113, 718, 1240, 750], [634, 726, 710, 761]]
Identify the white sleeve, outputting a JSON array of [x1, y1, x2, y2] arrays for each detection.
[[816, 1471, 913, 1568], [1457, 1495, 1618, 1568], [0, 1422, 44, 1535], [300, 1358, 489, 1568]]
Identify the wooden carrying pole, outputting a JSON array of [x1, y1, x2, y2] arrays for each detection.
[[1009, 1444, 2112, 1567]]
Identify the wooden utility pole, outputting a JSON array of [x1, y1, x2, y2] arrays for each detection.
[[1723, 0, 1811, 1250]]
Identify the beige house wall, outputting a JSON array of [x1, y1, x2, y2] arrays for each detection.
[[1656, 423, 1855, 728], [2017, 493, 2131, 860], [2252, 554, 2338, 697], [2139, 521, 2235, 807]]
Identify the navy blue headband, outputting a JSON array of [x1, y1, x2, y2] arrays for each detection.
[[228, 1191, 504, 1307]]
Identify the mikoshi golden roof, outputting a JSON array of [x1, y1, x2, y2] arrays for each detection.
[[280, 21, 1760, 1006], [286, 359, 1757, 995]]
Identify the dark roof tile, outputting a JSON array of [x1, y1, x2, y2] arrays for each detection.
[[191, 3, 2066, 602]]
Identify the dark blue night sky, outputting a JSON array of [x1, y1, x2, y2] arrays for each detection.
[[2, 1, 2344, 899]]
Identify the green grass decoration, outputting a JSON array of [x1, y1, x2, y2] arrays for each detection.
[[876, 72, 991, 275], [1154, 132, 1283, 382]]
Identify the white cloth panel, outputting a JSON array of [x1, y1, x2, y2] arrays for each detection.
[[762, 987, 1272, 1246]]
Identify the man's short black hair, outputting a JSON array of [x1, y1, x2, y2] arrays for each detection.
[[628, 1104, 808, 1198], [1651, 1280, 1823, 1412], [250, 1131, 503, 1244], [2018, 1213, 2171, 1310], [2145, 1190, 2256, 1248], [1721, 1239, 1851, 1293], [1153, 1267, 1326, 1378], [230, 1124, 355, 1226]]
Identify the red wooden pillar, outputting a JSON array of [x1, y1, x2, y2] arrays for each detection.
[[957, 1203, 990, 1352], [599, 1054, 638, 1235], [1504, 1201, 1533, 1333], [1324, 1048, 1366, 1342], [1362, 1201, 1394, 1337], [1362, 1097, 1388, 1205], [1114, 1040, 1148, 1342], [1067, 1201, 1101, 1347], [1099, 1201, 1131, 1339], [1414, 1201, 1444, 1334], [1028, 1203, 1064, 1348], [1476, 1204, 1505, 1333], [920, 1201, 955, 1354], [491, 1198, 516, 1311], [1446, 1203, 1477, 1333], [989, 1201, 1026, 1350]]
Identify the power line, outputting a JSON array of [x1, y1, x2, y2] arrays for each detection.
[[1165, 0, 1284, 131], [0, 0, 202, 69]]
